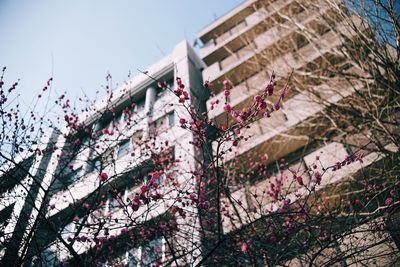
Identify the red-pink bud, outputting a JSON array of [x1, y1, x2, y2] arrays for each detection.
[[223, 80, 230, 88], [241, 242, 248, 253], [100, 172, 108, 182], [223, 104, 232, 113], [254, 95, 262, 102]]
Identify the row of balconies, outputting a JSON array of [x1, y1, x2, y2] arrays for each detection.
[[202, 2, 334, 91], [222, 139, 395, 232], [47, 89, 184, 217], [206, 15, 361, 126], [217, 74, 360, 169], [200, 0, 304, 64], [47, 131, 180, 218]]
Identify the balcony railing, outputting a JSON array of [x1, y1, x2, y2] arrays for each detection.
[[202, 1, 339, 92], [200, 0, 293, 60], [206, 15, 361, 123], [219, 79, 360, 170]]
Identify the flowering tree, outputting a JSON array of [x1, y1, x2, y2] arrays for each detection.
[[0, 1, 399, 266]]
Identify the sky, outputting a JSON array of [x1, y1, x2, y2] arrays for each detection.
[[0, 0, 242, 111]]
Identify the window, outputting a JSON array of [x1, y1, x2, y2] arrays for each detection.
[[96, 119, 112, 137], [143, 172, 164, 186], [106, 195, 120, 213], [61, 217, 84, 236], [127, 247, 139, 267], [106, 187, 128, 214], [168, 112, 175, 127], [135, 98, 145, 113], [102, 149, 114, 165], [294, 33, 308, 49], [150, 114, 170, 134], [72, 167, 84, 182], [87, 157, 102, 173], [142, 238, 163, 266], [61, 221, 75, 236], [117, 139, 131, 158], [125, 237, 164, 267]]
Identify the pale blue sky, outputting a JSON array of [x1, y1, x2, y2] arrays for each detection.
[[0, 0, 241, 110]]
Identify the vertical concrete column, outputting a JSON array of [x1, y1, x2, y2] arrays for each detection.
[[144, 87, 156, 116], [144, 87, 156, 136]]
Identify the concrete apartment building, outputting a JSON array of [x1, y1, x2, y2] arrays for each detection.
[[198, 0, 399, 265], [0, 0, 398, 266], [0, 41, 206, 266]]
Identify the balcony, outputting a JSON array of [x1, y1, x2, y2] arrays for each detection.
[[198, 0, 258, 45], [202, 3, 334, 92], [222, 140, 387, 233], [218, 79, 359, 171], [200, 0, 295, 64], [206, 15, 361, 123], [47, 146, 151, 217]]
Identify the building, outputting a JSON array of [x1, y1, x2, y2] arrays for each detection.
[[0, 1, 398, 266], [0, 41, 206, 266], [197, 0, 399, 265], [0, 129, 60, 265]]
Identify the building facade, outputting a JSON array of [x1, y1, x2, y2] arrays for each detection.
[[0, 0, 398, 266], [198, 0, 399, 265], [0, 129, 60, 265], [0, 41, 207, 266]]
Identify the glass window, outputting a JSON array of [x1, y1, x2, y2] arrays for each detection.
[[87, 158, 102, 173], [102, 149, 114, 165], [75, 167, 84, 181], [135, 98, 145, 112], [124, 237, 164, 266], [168, 112, 175, 127], [150, 115, 169, 134], [117, 139, 130, 158], [143, 173, 163, 186], [61, 222, 75, 236], [142, 237, 163, 266]]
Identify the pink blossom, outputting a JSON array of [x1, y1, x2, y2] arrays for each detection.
[[254, 95, 262, 102], [241, 242, 248, 253], [223, 104, 231, 113], [100, 172, 108, 182], [223, 80, 231, 88], [385, 197, 394, 206]]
